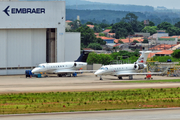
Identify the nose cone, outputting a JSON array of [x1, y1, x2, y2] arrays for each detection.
[[31, 68, 39, 74], [94, 70, 102, 75]]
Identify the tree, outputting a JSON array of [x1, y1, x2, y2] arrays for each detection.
[[142, 39, 149, 43], [99, 23, 110, 29], [174, 21, 180, 28], [86, 52, 113, 65], [95, 38, 106, 45], [118, 40, 124, 44], [136, 21, 144, 32], [86, 22, 94, 25], [99, 33, 105, 36], [122, 13, 139, 32], [149, 21, 155, 26], [157, 22, 173, 30], [93, 25, 102, 33], [111, 21, 134, 39], [141, 26, 158, 35], [87, 43, 102, 50], [166, 27, 180, 36], [122, 13, 138, 24], [76, 26, 96, 47], [133, 40, 139, 43], [68, 20, 81, 30], [172, 49, 180, 58]]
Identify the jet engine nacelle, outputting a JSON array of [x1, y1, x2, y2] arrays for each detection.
[[134, 64, 145, 70], [134, 64, 139, 70], [74, 63, 77, 67]]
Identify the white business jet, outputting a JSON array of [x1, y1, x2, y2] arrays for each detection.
[[94, 51, 161, 80], [32, 51, 92, 77]]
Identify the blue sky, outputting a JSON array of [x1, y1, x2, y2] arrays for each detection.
[[86, 0, 180, 9]]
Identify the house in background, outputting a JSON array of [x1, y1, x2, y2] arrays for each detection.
[[87, 24, 94, 29], [65, 20, 72, 30], [107, 33, 115, 38], [102, 29, 111, 36], [155, 50, 173, 56]]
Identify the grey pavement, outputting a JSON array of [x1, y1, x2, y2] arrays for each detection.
[[1, 108, 180, 120]]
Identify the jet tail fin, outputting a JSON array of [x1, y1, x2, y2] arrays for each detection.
[[75, 50, 93, 62], [136, 51, 151, 64]]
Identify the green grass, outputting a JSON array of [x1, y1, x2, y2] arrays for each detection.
[[0, 88, 180, 114], [113, 79, 180, 83]]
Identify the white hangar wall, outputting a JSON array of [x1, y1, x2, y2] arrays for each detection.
[[65, 32, 81, 62], [0, 2, 81, 75], [0, 29, 46, 75]]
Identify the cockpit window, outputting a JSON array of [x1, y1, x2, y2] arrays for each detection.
[[100, 67, 105, 70], [105, 67, 108, 70], [37, 65, 45, 68], [100, 67, 108, 70]]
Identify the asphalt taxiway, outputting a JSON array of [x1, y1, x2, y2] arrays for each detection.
[[0, 73, 180, 93]]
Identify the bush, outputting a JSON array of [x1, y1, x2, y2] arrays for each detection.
[[86, 52, 113, 65], [152, 56, 179, 62], [172, 49, 180, 58]]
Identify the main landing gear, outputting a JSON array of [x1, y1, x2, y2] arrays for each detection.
[[118, 76, 123, 80], [58, 74, 66, 77], [57, 73, 77, 77], [129, 75, 133, 80]]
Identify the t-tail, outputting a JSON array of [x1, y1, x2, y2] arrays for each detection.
[[136, 51, 151, 64], [75, 50, 93, 62]]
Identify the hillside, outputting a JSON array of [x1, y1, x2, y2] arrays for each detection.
[[66, 9, 180, 25]]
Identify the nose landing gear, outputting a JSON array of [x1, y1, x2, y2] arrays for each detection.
[[100, 76, 103, 80]]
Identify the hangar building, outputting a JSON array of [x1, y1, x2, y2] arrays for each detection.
[[0, 1, 80, 75]]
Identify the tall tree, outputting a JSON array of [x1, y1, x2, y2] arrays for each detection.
[[149, 21, 155, 26], [157, 22, 173, 30], [76, 26, 96, 47], [111, 21, 134, 39], [122, 13, 139, 32]]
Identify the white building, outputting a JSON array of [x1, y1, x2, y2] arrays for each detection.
[[0, 1, 80, 75]]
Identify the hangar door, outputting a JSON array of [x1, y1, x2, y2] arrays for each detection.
[[0, 29, 46, 75]]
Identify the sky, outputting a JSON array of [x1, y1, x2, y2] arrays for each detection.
[[86, 0, 180, 9]]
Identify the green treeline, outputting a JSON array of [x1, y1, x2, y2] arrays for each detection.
[[87, 50, 140, 65], [86, 49, 180, 65]]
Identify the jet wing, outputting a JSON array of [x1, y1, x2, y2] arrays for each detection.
[[54, 69, 96, 74], [115, 72, 162, 76]]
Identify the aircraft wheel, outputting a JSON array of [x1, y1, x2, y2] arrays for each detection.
[[58, 74, 62, 77], [118, 76, 122, 80], [100, 77, 103, 80], [129, 75, 133, 80]]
